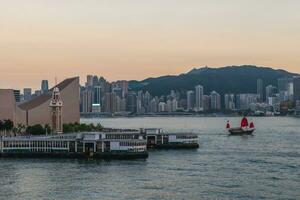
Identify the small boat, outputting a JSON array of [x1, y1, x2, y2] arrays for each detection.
[[226, 117, 255, 136]]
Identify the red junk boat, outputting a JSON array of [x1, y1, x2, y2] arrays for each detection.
[[226, 117, 255, 135]]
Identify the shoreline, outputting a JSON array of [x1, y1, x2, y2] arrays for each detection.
[[80, 114, 298, 119]]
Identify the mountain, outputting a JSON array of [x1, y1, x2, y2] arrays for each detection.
[[128, 65, 298, 97]]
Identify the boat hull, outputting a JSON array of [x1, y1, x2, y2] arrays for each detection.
[[0, 151, 149, 160], [153, 143, 199, 149], [228, 128, 254, 136]]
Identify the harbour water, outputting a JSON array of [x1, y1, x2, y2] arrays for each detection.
[[1, 117, 299, 200]]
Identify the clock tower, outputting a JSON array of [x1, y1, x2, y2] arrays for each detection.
[[49, 87, 63, 134]]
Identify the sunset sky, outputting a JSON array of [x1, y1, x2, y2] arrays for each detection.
[[1, 0, 300, 90]]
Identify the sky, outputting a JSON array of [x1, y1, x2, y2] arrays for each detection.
[[1, 0, 300, 90]]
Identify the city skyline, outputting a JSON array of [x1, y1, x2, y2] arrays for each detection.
[[2, 65, 300, 91], [1, 0, 300, 89]]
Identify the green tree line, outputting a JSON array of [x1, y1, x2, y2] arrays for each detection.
[[63, 122, 103, 133], [0, 119, 103, 136], [0, 119, 14, 134]]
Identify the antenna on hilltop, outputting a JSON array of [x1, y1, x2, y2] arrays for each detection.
[[55, 77, 57, 86]]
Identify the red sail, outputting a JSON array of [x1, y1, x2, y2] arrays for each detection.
[[249, 122, 254, 129], [226, 121, 231, 129], [241, 117, 249, 127]]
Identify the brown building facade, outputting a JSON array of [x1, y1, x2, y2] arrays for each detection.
[[0, 77, 80, 126]]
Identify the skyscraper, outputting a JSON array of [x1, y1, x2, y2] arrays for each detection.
[[103, 93, 112, 113], [236, 94, 259, 110], [265, 85, 276, 99], [148, 98, 158, 113], [110, 92, 117, 113], [278, 77, 293, 101], [92, 86, 101, 113], [112, 87, 123, 99], [210, 91, 221, 110], [92, 86, 101, 104], [293, 76, 300, 101], [195, 85, 204, 111], [257, 79, 263, 102], [224, 94, 235, 110], [92, 76, 99, 86], [113, 80, 128, 97], [23, 88, 32, 101], [186, 90, 195, 111], [86, 75, 93, 87], [13, 90, 21, 103], [203, 95, 210, 111], [144, 91, 151, 112], [81, 89, 92, 113], [278, 78, 291, 92], [41, 80, 49, 93], [126, 91, 137, 113]]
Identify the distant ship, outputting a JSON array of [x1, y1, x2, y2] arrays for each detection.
[[226, 117, 255, 136]]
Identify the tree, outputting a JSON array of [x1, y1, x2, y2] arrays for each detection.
[[96, 123, 103, 131], [16, 124, 26, 135], [26, 124, 46, 135], [3, 119, 14, 131], [0, 120, 4, 133], [0, 119, 14, 135], [62, 122, 103, 133], [44, 124, 51, 135]]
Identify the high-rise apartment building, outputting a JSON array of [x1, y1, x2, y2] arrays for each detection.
[[158, 102, 166, 112], [113, 80, 128, 97], [210, 91, 221, 110], [186, 90, 195, 111], [195, 85, 204, 111], [236, 94, 259, 110], [224, 94, 235, 110], [112, 87, 123, 99], [126, 91, 137, 113], [278, 77, 293, 101], [148, 98, 158, 113], [257, 79, 263, 102], [203, 95, 210, 111], [293, 76, 300, 101], [81, 89, 92, 113], [265, 85, 276, 99]]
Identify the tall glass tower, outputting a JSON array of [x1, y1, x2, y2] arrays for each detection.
[[257, 79, 263, 102], [41, 80, 49, 93]]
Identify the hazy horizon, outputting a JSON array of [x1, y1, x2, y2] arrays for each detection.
[[1, 0, 300, 90]]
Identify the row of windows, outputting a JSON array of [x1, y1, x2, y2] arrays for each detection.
[[180, 140, 199, 144], [172, 135, 198, 139], [119, 141, 147, 146], [105, 134, 141, 140], [2, 141, 68, 149], [129, 147, 147, 152]]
